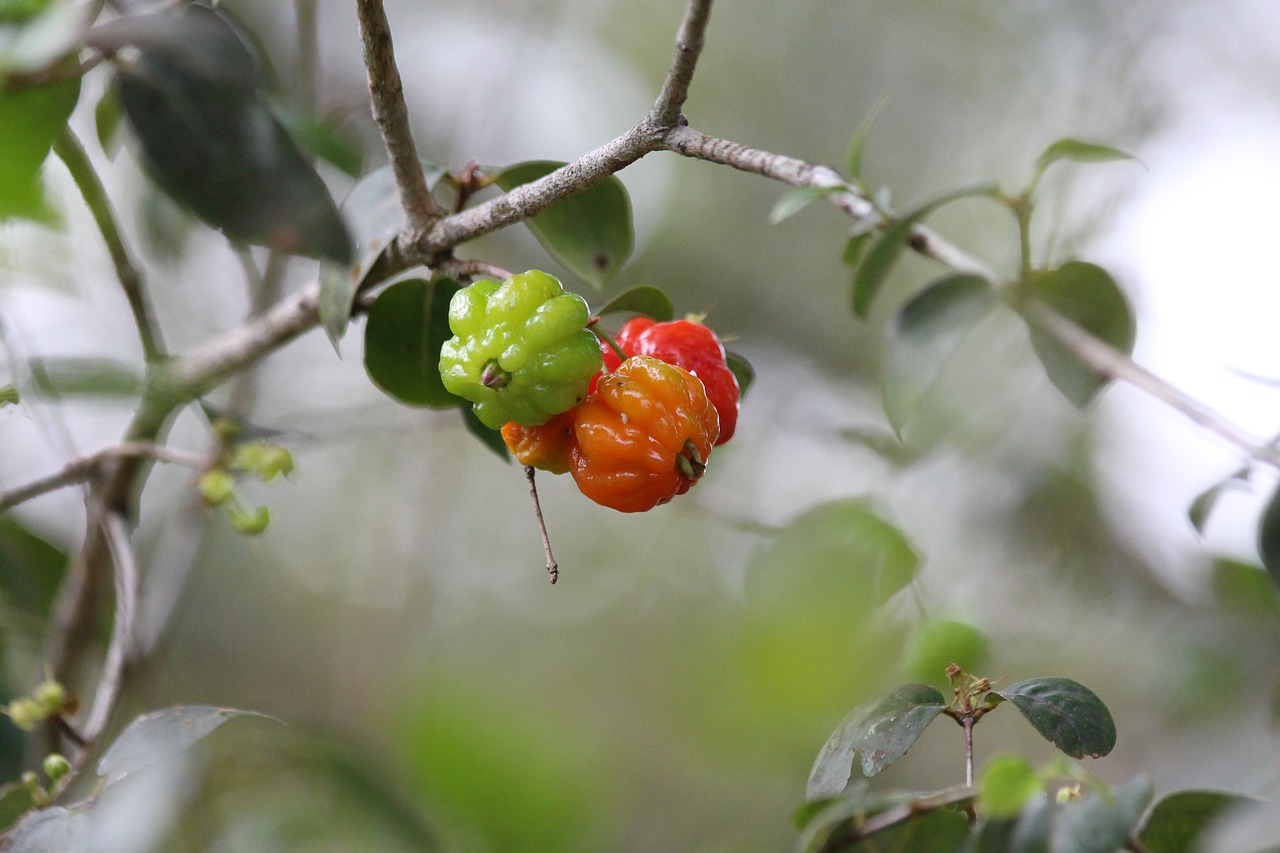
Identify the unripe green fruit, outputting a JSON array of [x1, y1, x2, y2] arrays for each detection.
[[198, 469, 235, 506], [6, 697, 45, 731], [42, 753, 70, 781], [32, 679, 66, 715], [905, 619, 989, 684]]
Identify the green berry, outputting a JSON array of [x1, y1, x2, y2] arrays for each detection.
[[198, 469, 236, 506], [439, 270, 602, 429], [228, 505, 271, 535], [42, 753, 70, 781], [6, 697, 45, 731], [905, 619, 989, 684], [32, 679, 65, 715]]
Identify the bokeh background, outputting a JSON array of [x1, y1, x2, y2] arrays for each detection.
[[4, 0, 1280, 849]]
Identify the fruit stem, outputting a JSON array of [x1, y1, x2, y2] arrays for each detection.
[[523, 466, 559, 584], [590, 325, 628, 363]]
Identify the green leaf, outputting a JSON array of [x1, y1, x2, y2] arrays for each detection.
[[841, 232, 871, 270], [846, 96, 888, 183], [851, 184, 998, 318], [1211, 558, 1280, 620], [0, 384, 17, 406], [1052, 776, 1151, 853], [905, 619, 989, 685], [994, 678, 1116, 759], [1188, 478, 1238, 536], [95, 5, 351, 262], [364, 277, 462, 408], [724, 350, 755, 401], [0, 76, 79, 222], [0, 0, 90, 75], [0, 516, 68, 618], [461, 403, 511, 462], [595, 284, 673, 321], [1023, 261, 1136, 407], [494, 160, 634, 288], [277, 105, 364, 177], [94, 85, 122, 155], [0, 780, 34, 834], [978, 754, 1043, 819], [97, 705, 278, 787], [1259, 482, 1280, 588], [770, 184, 840, 225], [1139, 790, 1247, 853], [317, 159, 445, 347], [847, 809, 969, 853], [807, 683, 947, 797], [1031, 137, 1137, 191], [882, 274, 996, 434]]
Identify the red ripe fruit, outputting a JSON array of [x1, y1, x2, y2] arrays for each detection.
[[595, 317, 740, 444]]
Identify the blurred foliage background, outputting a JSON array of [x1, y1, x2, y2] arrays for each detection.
[[4, 0, 1280, 849]]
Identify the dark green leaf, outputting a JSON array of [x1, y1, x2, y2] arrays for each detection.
[[461, 404, 510, 462], [882, 274, 996, 434], [724, 350, 754, 400], [1031, 138, 1137, 191], [0, 516, 67, 618], [994, 678, 1116, 759], [845, 809, 969, 853], [0, 805, 88, 852], [1139, 790, 1249, 853], [770, 184, 840, 224], [97, 705, 277, 787], [364, 277, 462, 408], [1052, 776, 1151, 853], [317, 159, 445, 346], [807, 683, 947, 797], [277, 105, 364, 178], [1023, 261, 1136, 406], [851, 184, 999, 318], [595, 284, 673, 321], [978, 754, 1042, 819], [841, 233, 870, 270], [1259, 482, 1280, 588], [845, 97, 887, 184], [0, 780, 34, 834], [0, 76, 79, 222], [94, 85, 122, 155], [495, 160, 633, 288], [1188, 480, 1231, 536], [96, 6, 351, 262], [1211, 558, 1280, 620]]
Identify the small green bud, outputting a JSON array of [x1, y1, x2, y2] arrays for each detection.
[[1056, 784, 1082, 804], [6, 697, 45, 731], [0, 384, 18, 407], [32, 679, 66, 715], [228, 505, 271, 535], [255, 446, 294, 482], [42, 753, 70, 781], [198, 469, 236, 506]]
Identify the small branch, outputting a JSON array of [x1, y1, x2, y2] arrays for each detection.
[[0, 442, 209, 512], [52, 127, 164, 362], [436, 258, 514, 283], [962, 716, 975, 787], [355, 0, 447, 237], [650, 0, 714, 126], [524, 466, 559, 584]]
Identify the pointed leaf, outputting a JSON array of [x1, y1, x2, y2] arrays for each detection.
[[724, 350, 754, 400], [1032, 137, 1137, 190], [0, 76, 79, 222], [852, 184, 999, 318], [461, 403, 511, 462], [769, 184, 839, 224], [1139, 790, 1248, 853], [0, 384, 18, 406], [807, 683, 946, 797], [317, 159, 445, 346], [1023, 261, 1135, 406], [0, 780, 34, 834], [882, 274, 996, 434], [494, 160, 633, 288], [994, 678, 1116, 759], [595, 284, 673, 321], [1260, 482, 1280, 588], [97, 705, 277, 787], [842, 232, 871, 269], [363, 276, 462, 408], [846, 97, 888, 183], [95, 6, 351, 262]]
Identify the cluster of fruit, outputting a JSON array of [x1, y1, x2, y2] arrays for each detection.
[[438, 270, 740, 512]]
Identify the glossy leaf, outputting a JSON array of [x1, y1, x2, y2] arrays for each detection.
[[364, 277, 462, 408], [851, 184, 998, 318], [0, 805, 89, 852], [97, 705, 276, 787], [0, 76, 79, 222], [595, 284, 673, 321], [882, 274, 996, 434], [495, 160, 633, 288], [978, 754, 1042, 819], [1259, 482, 1280, 587], [1139, 790, 1245, 853], [994, 678, 1116, 760], [807, 683, 946, 797], [95, 5, 351, 262], [461, 404, 511, 462], [770, 184, 840, 224], [724, 350, 755, 400], [1023, 261, 1135, 407], [1031, 137, 1136, 191], [317, 160, 445, 346]]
